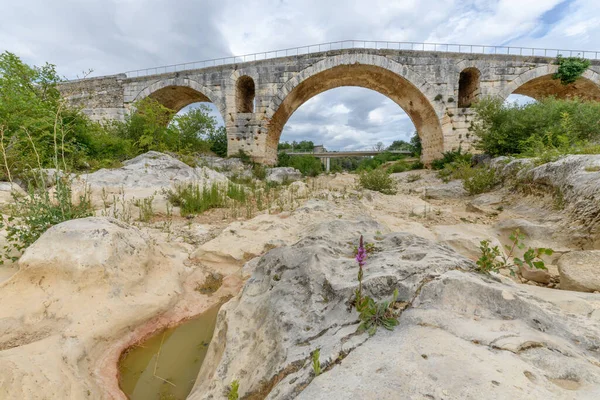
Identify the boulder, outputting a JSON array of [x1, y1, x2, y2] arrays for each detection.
[[76, 151, 229, 214], [0, 182, 25, 210], [189, 220, 474, 399], [0, 216, 214, 399], [266, 167, 302, 184], [432, 224, 504, 261], [189, 218, 600, 400], [424, 180, 467, 199], [558, 250, 600, 292], [492, 155, 600, 248]]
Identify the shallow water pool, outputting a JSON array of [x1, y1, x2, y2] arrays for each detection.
[[118, 304, 220, 400]]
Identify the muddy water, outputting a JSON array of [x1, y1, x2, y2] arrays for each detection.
[[118, 304, 221, 400]]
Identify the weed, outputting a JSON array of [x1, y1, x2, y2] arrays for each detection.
[[134, 195, 155, 222], [406, 173, 422, 183], [356, 289, 400, 336], [359, 169, 397, 195], [227, 380, 240, 400], [463, 167, 499, 195], [584, 165, 600, 172], [476, 229, 554, 276], [311, 349, 322, 376]]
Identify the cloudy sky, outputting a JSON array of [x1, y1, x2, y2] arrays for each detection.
[[1, 0, 597, 149]]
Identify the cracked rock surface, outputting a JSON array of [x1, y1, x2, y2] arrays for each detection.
[[190, 217, 600, 400]]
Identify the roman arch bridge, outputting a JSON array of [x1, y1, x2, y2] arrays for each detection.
[[61, 40, 600, 164]]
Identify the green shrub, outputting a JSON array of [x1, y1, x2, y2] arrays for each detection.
[[165, 182, 226, 216], [553, 56, 591, 85], [278, 154, 322, 176], [431, 148, 472, 170], [0, 177, 93, 262], [472, 97, 600, 157], [406, 173, 422, 183], [476, 229, 554, 276], [359, 169, 397, 194], [462, 167, 499, 195], [252, 163, 267, 180]]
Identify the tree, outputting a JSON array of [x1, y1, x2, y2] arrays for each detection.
[[409, 132, 422, 157], [387, 140, 411, 151]]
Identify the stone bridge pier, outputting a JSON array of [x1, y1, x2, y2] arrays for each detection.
[[61, 47, 600, 165]]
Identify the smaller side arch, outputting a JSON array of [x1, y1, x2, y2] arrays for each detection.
[[497, 65, 600, 101], [236, 75, 255, 113], [132, 77, 226, 120], [458, 67, 481, 108]]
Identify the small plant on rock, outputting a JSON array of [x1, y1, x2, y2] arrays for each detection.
[[356, 289, 400, 336], [227, 380, 240, 400], [353, 235, 400, 336], [311, 348, 322, 376], [476, 229, 554, 276]]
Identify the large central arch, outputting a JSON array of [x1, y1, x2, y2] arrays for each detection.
[[266, 56, 443, 164]]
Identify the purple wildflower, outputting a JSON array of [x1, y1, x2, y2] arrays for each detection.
[[356, 235, 367, 267]]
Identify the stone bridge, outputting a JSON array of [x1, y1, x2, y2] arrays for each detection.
[[61, 44, 600, 164]]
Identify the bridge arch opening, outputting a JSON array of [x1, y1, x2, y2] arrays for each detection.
[[280, 87, 416, 152], [236, 75, 256, 113], [458, 67, 480, 108], [499, 67, 600, 102], [268, 63, 442, 164]]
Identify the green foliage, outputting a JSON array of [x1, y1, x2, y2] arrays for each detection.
[[472, 97, 600, 158], [406, 173, 422, 182], [431, 148, 472, 170], [233, 149, 253, 164], [462, 167, 499, 195], [277, 154, 323, 176], [278, 140, 315, 152], [208, 126, 227, 157], [476, 229, 554, 276], [311, 349, 322, 376], [0, 177, 93, 263], [134, 196, 155, 222], [359, 169, 397, 194], [409, 132, 422, 157], [356, 289, 400, 336], [227, 380, 240, 400], [252, 163, 267, 180], [165, 182, 226, 216], [553, 55, 591, 85]]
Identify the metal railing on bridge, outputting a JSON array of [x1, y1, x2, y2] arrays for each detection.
[[122, 39, 600, 78]]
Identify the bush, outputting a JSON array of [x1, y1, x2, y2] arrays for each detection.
[[359, 169, 397, 194], [0, 177, 93, 262], [472, 97, 600, 157], [165, 182, 226, 216], [431, 148, 472, 170], [553, 56, 591, 85], [277, 154, 322, 176], [463, 167, 499, 195]]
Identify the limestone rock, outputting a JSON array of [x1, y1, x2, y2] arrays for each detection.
[[76, 151, 229, 214], [432, 224, 504, 261], [558, 250, 600, 292], [0, 217, 199, 399], [266, 167, 302, 184], [190, 219, 600, 400], [189, 220, 473, 400], [0, 182, 25, 210], [424, 180, 467, 199], [298, 271, 600, 399]]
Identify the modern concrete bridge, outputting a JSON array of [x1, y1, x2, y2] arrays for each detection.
[[60, 40, 600, 164]]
